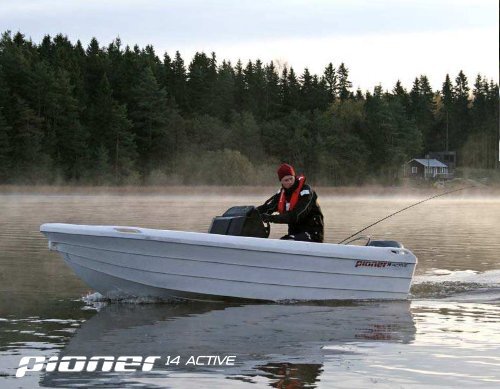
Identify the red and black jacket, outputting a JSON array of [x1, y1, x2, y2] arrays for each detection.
[[257, 176, 324, 242]]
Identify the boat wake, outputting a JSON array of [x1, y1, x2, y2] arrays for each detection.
[[78, 269, 500, 305], [411, 269, 500, 300], [81, 292, 175, 308]]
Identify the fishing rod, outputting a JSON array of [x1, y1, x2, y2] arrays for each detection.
[[338, 185, 475, 244]]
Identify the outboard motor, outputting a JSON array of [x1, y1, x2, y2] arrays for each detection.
[[367, 240, 404, 248], [209, 206, 270, 238]]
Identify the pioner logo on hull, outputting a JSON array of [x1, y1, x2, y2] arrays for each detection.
[[355, 260, 409, 268], [16, 355, 237, 378]]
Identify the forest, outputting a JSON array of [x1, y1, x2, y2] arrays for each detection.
[[0, 31, 498, 186]]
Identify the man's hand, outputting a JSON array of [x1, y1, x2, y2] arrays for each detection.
[[261, 213, 271, 223]]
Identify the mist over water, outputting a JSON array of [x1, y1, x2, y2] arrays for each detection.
[[1, 191, 499, 387]]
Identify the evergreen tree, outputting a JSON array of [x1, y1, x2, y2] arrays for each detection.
[[213, 60, 235, 121], [129, 66, 172, 171], [487, 80, 500, 167], [264, 61, 281, 119], [84, 38, 108, 101], [282, 67, 300, 112], [392, 80, 410, 113], [240, 59, 267, 119], [410, 75, 435, 151], [323, 62, 337, 103], [186, 114, 228, 152], [0, 30, 498, 184], [242, 60, 256, 114], [11, 97, 48, 180], [281, 110, 312, 170], [300, 68, 315, 111], [187, 52, 213, 114], [365, 85, 422, 182], [91, 144, 112, 184], [314, 100, 367, 185], [87, 75, 136, 183], [440, 74, 454, 151], [0, 31, 36, 104], [140, 44, 162, 80], [50, 69, 88, 180], [453, 70, 470, 150], [337, 63, 352, 101], [314, 75, 330, 111], [464, 74, 498, 169], [160, 52, 172, 92], [0, 109, 11, 181], [279, 66, 289, 113], [234, 60, 245, 112], [228, 111, 264, 161]]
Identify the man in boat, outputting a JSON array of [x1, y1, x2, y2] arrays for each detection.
[[257, 163, 324, 243]]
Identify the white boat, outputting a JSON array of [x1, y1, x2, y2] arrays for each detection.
[[40, 219, 417, 302]]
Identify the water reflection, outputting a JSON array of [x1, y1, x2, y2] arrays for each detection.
[[2, 194, 499, 387], [41, 301, 415, 388]]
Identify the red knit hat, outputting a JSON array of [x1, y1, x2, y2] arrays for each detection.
[[277, 163, 296, 180]]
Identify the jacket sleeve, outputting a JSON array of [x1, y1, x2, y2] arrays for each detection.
[[257, 192, 279, 214], [269, 187, 315, 224]]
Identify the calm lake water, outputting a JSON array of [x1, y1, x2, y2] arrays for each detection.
[[1, 192, 500, 388]]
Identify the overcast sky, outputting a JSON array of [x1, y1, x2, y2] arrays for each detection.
[[1, 0, 498, 91]]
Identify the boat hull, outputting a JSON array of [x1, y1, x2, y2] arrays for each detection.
[[40, 223, 417, 302]]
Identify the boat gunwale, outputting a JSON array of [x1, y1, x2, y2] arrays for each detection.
[[41, 223, 417, 264]]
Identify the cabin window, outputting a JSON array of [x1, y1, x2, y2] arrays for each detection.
[[411, 166, 417, 174]]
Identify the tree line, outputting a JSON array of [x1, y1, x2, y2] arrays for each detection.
[[0, 31, 498, 185]]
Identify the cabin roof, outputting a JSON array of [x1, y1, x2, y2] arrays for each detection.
[[410, 159, 448, 168]]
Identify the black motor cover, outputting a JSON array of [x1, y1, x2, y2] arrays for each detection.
[[209, 206, 269, 238]]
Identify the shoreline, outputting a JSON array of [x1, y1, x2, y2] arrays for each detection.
[[0, 184, 498, 197]]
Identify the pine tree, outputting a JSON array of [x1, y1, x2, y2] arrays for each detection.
[[465, 75, 498, 169], [337, 63, 352, 101], [392, 80, 410, 113], [0, 31, 36, 103], [234, 60, 245, 112], [106, 38, 126, 100], [50, 69, 88, 180], [243, 60, 256, 114], [300, 68, 315, 111], [282, 67, 300, 112], [87, 75, 136, 183], [487, 80, 500, 167], [213, 60, 235, 121], [140, 44, 162, 81], [314, 100, 367, 185], [228, 111, 264, 161], [0, 31, 498, 183], [0, 109, 11, 181], [264, 61, 281, 119], [323, 63, 337, 103], [170, 51, 188, 112], [11, 97, 47, 180], [246, 59, 267, 119], [453, 70, 470, 150], [92, 143, 112, 185], [187, 52, 213, 114], [408, 76, 435, 151], [84, 38, 108, 101], [129, 66, 171, 171], [365, 86, 421, 182], [439, 74, 454, 151], [161, 52, 172, 92]]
